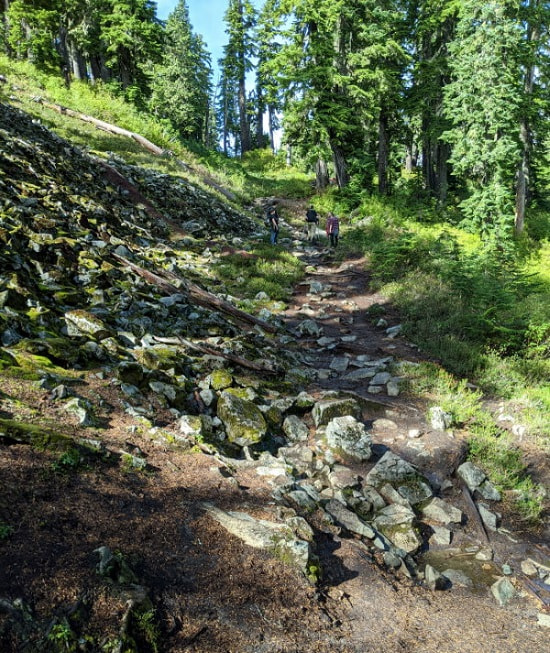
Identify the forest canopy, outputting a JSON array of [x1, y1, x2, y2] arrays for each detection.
[[1, 0, 548, 240]]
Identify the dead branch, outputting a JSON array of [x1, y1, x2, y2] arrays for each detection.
[[112, 254, 278, 334], [153, 335, 279, 375]]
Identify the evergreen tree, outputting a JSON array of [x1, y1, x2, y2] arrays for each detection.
[[221, 0, 256, 156], [443, 0, 524, 239], [150, 0, 212, 142]]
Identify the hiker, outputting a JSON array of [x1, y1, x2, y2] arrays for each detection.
[[266, 204, 280, 244], [326, 212, 340, 247], [305, 205, 319, 242]]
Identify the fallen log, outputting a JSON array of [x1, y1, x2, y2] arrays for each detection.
[[153, 335, 279, 375], [112, 254, 278, 334], [41, 100, 237, 201], [42, 101, 165, 155]]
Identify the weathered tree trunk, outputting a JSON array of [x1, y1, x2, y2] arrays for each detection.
[[377, 111, 389, 195], [330, 140, 349, 189], [268, 105, 275, 153], [315, 158, 329, 191]]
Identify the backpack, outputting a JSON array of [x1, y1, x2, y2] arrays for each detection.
[[306, 208, 318, 223]]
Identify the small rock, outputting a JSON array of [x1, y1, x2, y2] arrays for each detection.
[[385, 324, 402, 338], [325, 415, 373, 462], [457, 461, 487, 491], [537, 613, 550, 628], [430, 526, 452, 546], [283, 415, 309, 442], [491, 577, 516, 606], [421, 497, 463, 525], [329, 356, 350, 372], [387, 380, 400, 397], [429, 406, 452, 430], [477, 502, 500, 531], [520, 559, 539, 577], [441, 569, 473, 588], [425, 564, 449, 590]]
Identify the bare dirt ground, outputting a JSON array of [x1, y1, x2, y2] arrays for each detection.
[[1, 207, 549, 652]]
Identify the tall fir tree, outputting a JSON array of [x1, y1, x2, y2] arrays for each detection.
[[150, 0, 212, 142], [443, 0, 524, 240]]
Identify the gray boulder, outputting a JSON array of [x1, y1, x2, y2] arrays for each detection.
[[283, 414, 309, 442], [312, 397, 362, 427], [325, 415, 372, 462]]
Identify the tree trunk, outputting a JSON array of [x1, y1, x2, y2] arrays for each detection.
[[255, 85, 264, 148], [331, 142, 349, 188], [378, 111, 389, 195], [315, 158, 329, 191], [268, 105, 275, 152], [437, 141, 449, 203]]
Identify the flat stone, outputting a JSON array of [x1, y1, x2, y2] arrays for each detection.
[[441, 569, 473, 588], [328, 465, 361, 490], [203, 503, 310, 573], [312, 397, 362, 427], [343, 368, 377, 380], [366, 451, 420, 487], [324, 499, 376, 539], [329, 356, 350, 372], [421, 497, 463, 525]]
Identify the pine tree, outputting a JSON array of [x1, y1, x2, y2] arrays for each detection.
[[150, 0, 212, 142], [221, 0, 256, 156], [443, 0, 524, 239]]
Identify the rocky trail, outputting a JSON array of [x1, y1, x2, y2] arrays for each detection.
[[0, 101, 549, 652]]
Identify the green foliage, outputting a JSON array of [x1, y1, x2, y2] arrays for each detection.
[[47, 620, 78, 652], [402, 362, 545, 522], [213, 243, 304, 302], [0, 521, 14, 541], [52, 448, 83, 474]]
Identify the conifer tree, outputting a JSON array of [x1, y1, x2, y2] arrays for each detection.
[[150, 0, 212, 142], [443, 0, 524, 239], [221, 0, 256, 156]]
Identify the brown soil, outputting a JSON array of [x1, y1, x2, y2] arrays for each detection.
[[1, 213, 549, 652]]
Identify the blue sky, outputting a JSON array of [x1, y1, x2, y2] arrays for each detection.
[[155, 1, 232, 81]]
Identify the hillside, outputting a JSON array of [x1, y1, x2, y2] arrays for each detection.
[[0, 92, 549, 653]]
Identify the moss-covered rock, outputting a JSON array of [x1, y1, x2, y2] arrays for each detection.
[[209, 368, 233, 390], [217, 391, 267, 447], [64, 309, 111, 340], [312, 397, 362, 427]]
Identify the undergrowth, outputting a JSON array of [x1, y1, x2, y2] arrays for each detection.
[[402, 363, 546, 523]]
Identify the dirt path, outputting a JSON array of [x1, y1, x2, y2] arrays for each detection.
[[275, 225, 550, 652], [1, 200, 548, 653]]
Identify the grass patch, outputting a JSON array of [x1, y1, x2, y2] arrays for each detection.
[[401, 362, 545, 523], [212, 243, 304, 303]]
